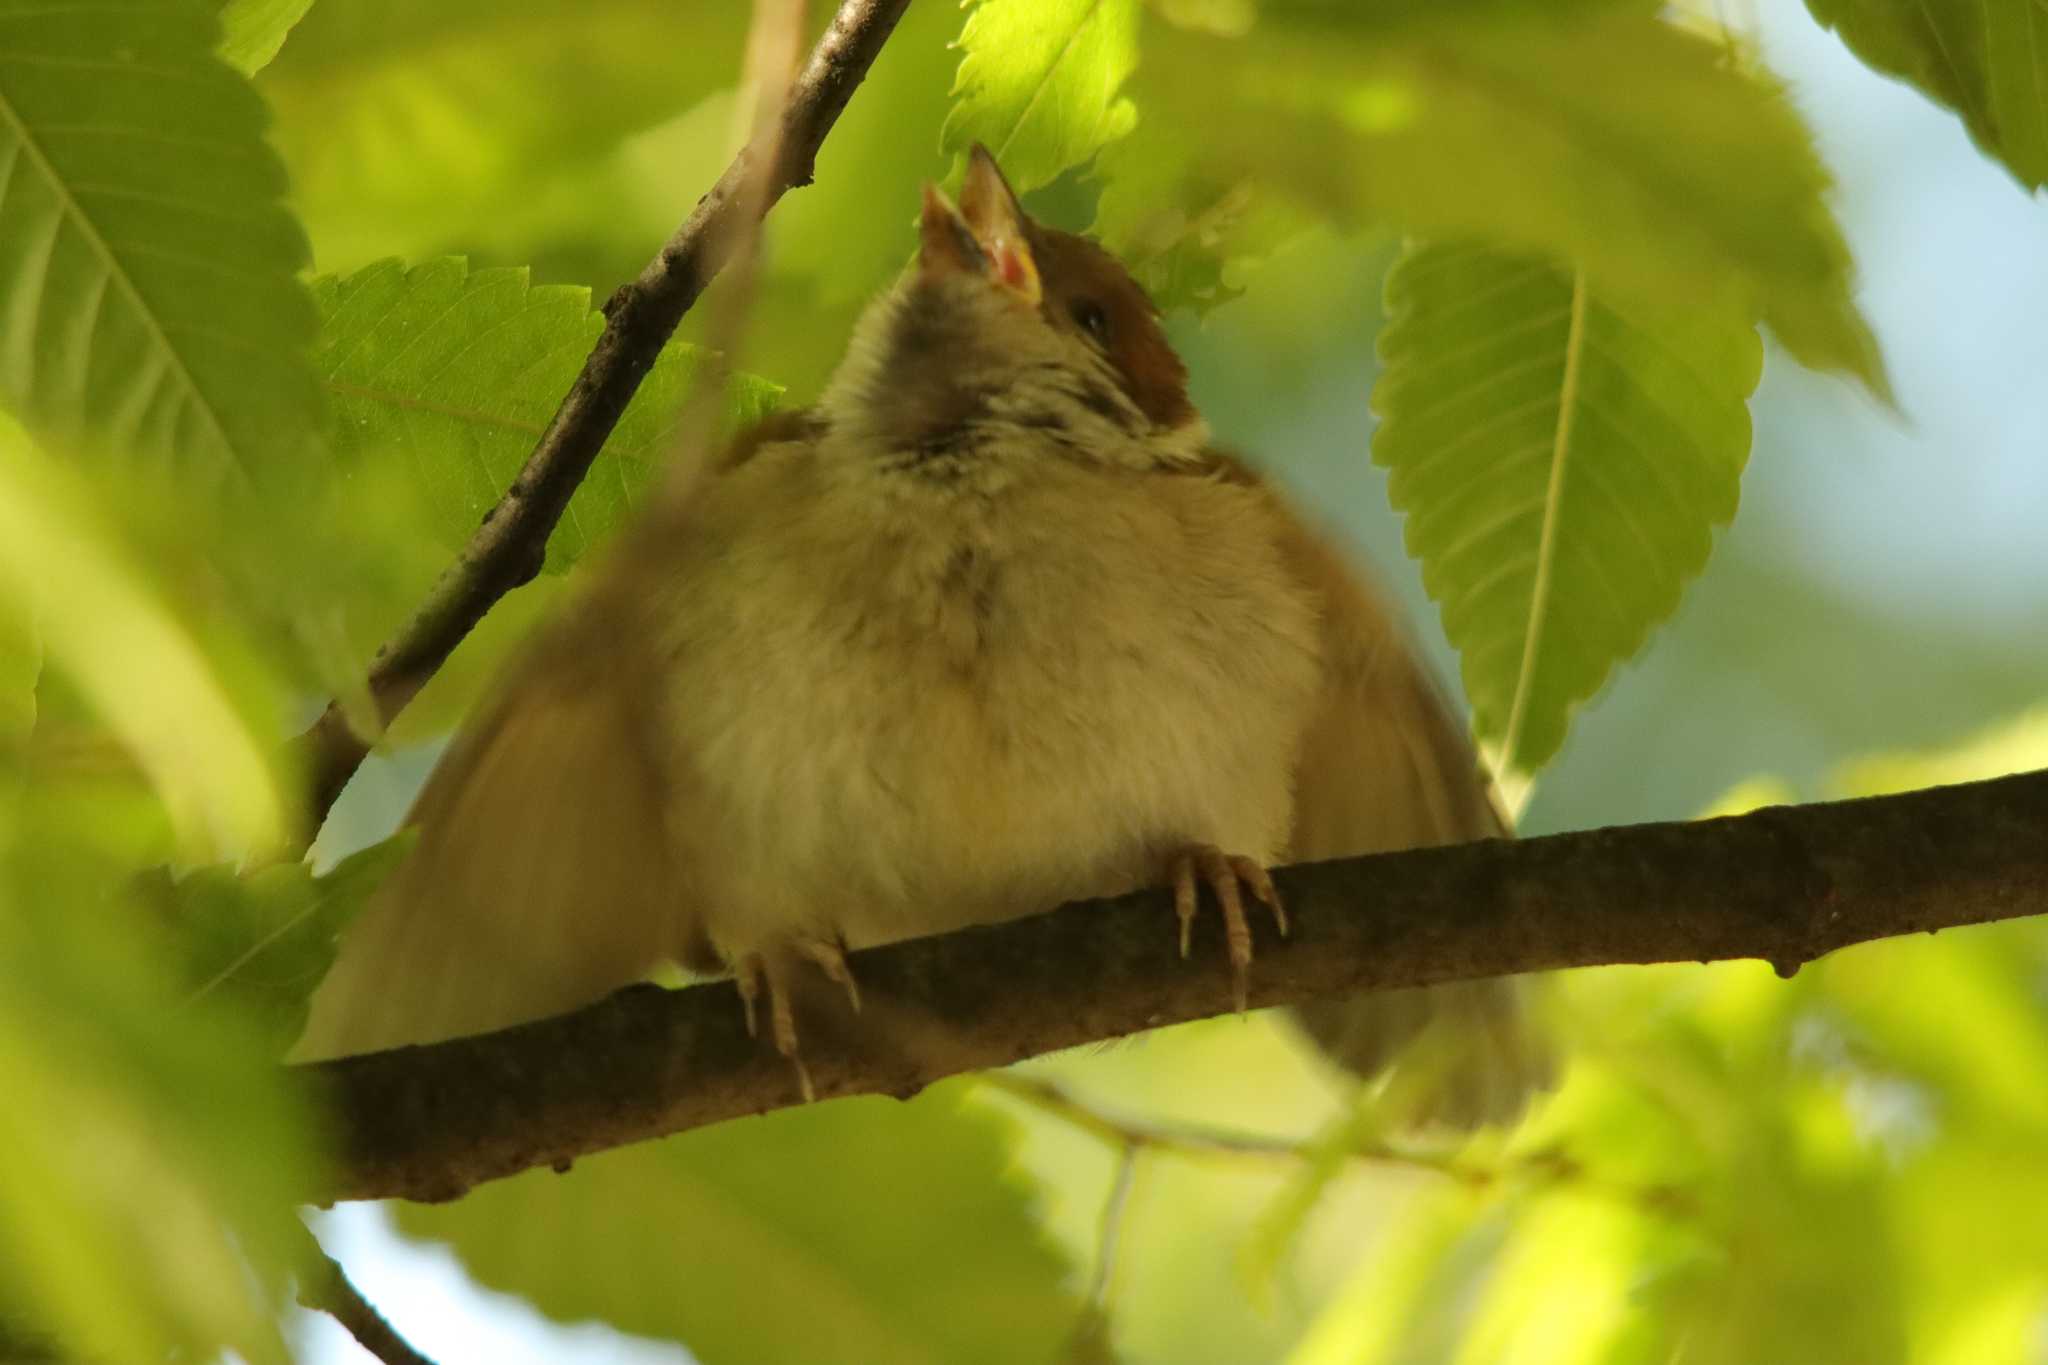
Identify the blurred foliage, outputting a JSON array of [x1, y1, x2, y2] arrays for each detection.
[[394, 1084, 1084, 1363], [257, 0, 756, 271], [0, 420, 291, 862], [1804, 0, 2048, 192], [0, 800, 315, 1363], [0, 0, 2043, 1360], [1130, 2, 1890, 398], [136, 833, 415, 1056]]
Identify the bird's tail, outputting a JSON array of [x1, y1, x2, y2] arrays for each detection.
[[1288, 977, 1553, 1131]]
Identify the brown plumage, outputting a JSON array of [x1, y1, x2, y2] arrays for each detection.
[[294, 147, 1550, 1126]]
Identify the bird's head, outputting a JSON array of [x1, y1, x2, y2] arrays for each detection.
[[822, 145, 1205, 473]]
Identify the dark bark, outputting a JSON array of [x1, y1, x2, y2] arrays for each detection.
[[304, 767, 2048, 1205]]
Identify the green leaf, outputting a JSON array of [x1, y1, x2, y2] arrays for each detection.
[[942, 0, 1141, 194], [1132, 5, 1888, 396], [1089, 122, 1313, 314], [396, 1086, 1083, 1364], [1805, 0, 2048, 193], [0, 852, 314, 1364], [214, 0, 316, 73], [1372, 241, 1760, 776], [138, 833, 413, 1056], [257, 0, 751, 269], [0, 589, 33, 818], [312, 258, 780, 570], [0, 0, 324, 484], [0, 420, 289, 859]]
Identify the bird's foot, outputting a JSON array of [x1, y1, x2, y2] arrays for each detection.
[[732, 935, 862, 1103], [1169, 844, 1287, 1013]]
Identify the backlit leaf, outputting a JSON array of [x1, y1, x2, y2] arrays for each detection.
[[215, 0, 316, 73], [1372, 241, 1759, 775], [943, 0, 1140, 194], [1132, 5, 1887, 396], [313, 258, 780, 570]]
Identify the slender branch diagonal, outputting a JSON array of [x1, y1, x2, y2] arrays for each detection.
[[302, 769, 2048, 1206], [292, 0, 915, 822]]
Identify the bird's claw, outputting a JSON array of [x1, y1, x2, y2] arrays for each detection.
[[1170, 845, 1286, 1013], [731, 935, 862, 1103]]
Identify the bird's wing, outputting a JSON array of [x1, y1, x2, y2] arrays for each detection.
[[1263, 479, 1551, 1127], [290, 586, 694, 1061], [293, 414, 832, 1062]]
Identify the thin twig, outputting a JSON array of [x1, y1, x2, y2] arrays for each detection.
[[298, 768, 2048, 1204], [1089, 1141, 1141, 1310], [291, 0, 914, 825], [653, 0, 807, 510], [980, 1072, 1699, 1221], [978, 1072, 1453, 1174], [293, 1218, 438, 1365]]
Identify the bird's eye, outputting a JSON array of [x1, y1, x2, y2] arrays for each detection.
[[1070, 299, 1110, 342]]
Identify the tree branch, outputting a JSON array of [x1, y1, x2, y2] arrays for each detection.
[[294, 1218, 438, 1365], [291, 0, 914, 821], [302, 768, 2048, 1205]]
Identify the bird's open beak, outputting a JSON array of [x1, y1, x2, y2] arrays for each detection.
[[919, 144, 1041, 306]]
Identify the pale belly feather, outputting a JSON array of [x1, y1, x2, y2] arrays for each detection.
[[652, 450, 1325, 962]]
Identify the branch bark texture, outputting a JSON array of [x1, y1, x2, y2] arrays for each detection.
[[294, 0, 914, 820], [306, 768, 2048, 1206]]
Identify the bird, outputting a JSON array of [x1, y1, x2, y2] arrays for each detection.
[[293, 145, 1550, 1127]]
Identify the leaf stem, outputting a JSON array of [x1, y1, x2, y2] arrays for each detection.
[[1499, 265, 1587, 776]]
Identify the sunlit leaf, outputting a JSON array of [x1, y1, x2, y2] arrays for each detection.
[[1133, 5, 1888, 396], [1805, 0, 2048, 193], [0, 422, 288, 860], [215, 0, 316, 73], [396, 1086, 1082, 1364], [942, 0, 1140, 194], [1372, 241, 1759, 775], [312, 258, 780, 570], [0, 0, 324, 485], [257, 0, 752, 269], [0, 854, 313, 1364]]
